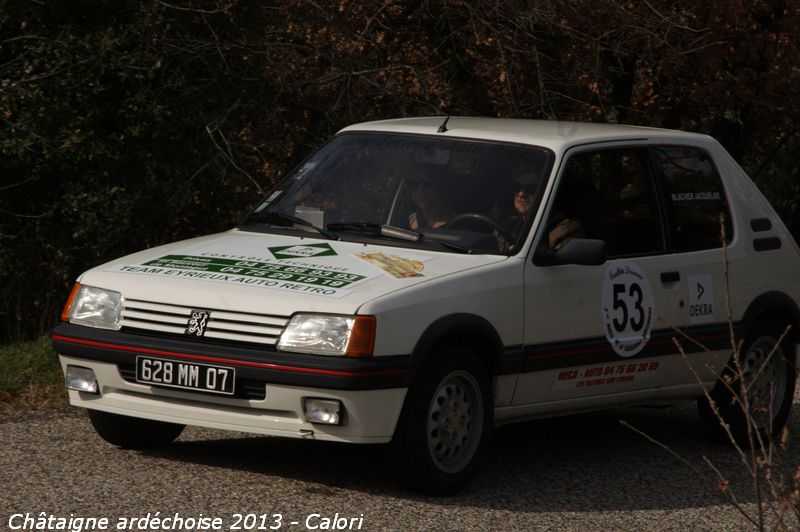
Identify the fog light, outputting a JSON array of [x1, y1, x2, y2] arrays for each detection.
[[66, 365, 99, 394], [303, 398, 343, 425]]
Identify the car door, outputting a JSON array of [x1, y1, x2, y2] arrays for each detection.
[[513, 144, 692, 405], [645, 144, 733, 389]]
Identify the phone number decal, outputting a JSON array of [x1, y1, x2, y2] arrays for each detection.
[[553, 361, 661, 390], [142, 255, 367, 288]]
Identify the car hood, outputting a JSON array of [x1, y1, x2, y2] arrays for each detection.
[[79, 229, 509, 315]]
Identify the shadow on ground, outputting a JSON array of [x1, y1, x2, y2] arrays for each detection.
[[143, 399, 800, 513]]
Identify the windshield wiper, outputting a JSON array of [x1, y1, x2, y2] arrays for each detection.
[[327, 223, 422, 242], [429, 239, 472, 253], [243, 211, 338, 240], [327, 222, 472, 253]]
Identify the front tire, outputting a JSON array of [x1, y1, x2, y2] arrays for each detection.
[[698, 319, 796, 446], [88, 410, 185, 449], [393, 348, 492, 495]]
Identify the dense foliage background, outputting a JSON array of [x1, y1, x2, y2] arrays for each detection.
[[1, 0, 798, 341]]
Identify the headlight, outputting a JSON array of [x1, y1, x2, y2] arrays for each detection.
[[278, 314, 375, 357], [64, 284, 124, 330]]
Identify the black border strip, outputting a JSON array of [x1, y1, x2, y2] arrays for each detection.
[[523, 323, 737, 372], [53, 323, 408, 391], [54, 321, 740, 390]]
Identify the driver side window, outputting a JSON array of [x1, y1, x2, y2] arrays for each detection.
[[548, 148, 665, 258]]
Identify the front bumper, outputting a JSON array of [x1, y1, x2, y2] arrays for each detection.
[[53, 324, 409, 443]]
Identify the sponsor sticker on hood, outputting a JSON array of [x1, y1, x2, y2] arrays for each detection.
[[355, 252, 429, 278], [269, 243, 337, 259], [106, 237, 382, 298]]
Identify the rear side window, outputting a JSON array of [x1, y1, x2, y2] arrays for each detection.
[[651, 146, 733, 251]]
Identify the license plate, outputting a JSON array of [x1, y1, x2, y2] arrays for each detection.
[[136, 356, 235, 395]]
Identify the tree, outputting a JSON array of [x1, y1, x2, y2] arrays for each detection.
[[1, 0, 798, 340]]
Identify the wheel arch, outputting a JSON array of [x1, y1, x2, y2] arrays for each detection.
[[698, 290, 800, 444], [404, 313, 504, 387], [740, 291, 800, 345]]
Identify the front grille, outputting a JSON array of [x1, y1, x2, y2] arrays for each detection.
[[121, 299, 290, 347]]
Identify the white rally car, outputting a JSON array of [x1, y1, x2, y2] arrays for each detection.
[[54, 117, 799, 494]]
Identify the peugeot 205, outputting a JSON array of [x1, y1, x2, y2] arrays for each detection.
[[54, 117, 800, 494]]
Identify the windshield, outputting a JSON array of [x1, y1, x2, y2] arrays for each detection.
[[241, 133, 553, 254]]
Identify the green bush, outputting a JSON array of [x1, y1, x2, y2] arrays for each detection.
[[0, 335, 65, 411]]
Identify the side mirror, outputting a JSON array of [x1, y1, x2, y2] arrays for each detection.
[[534, 238, 608, 266]]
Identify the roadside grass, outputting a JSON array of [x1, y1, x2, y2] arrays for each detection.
[[0, 336, 67, 413]]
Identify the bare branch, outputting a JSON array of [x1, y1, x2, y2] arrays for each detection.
[[0, 207, 47, 219], [156, 1, 225, 15], [620, 420, 759, 527], [205, 125, 264, 196], [0, 177, 37, 192]]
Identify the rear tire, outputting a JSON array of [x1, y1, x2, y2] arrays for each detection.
[[88, 410, 185, 449], [698, 319, 796, 446], [393, 348, 492, 495]]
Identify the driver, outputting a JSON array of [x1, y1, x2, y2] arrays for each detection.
[[504, 182, 537, 241], [408, 169, 455, 230], [499, 167, 542, 251]]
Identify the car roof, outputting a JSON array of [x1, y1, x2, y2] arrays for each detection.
[[338, 116, 710, 152]]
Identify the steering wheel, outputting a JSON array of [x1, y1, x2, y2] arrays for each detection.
[[444, 213, 514, 241]]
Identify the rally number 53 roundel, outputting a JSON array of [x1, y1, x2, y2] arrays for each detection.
[[601, 260, 654, 357]]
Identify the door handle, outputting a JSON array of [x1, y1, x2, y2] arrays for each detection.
[[660, 271, 680, 283]]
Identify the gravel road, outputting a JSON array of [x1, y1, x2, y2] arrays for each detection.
[[2, 396, 798, 531]]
